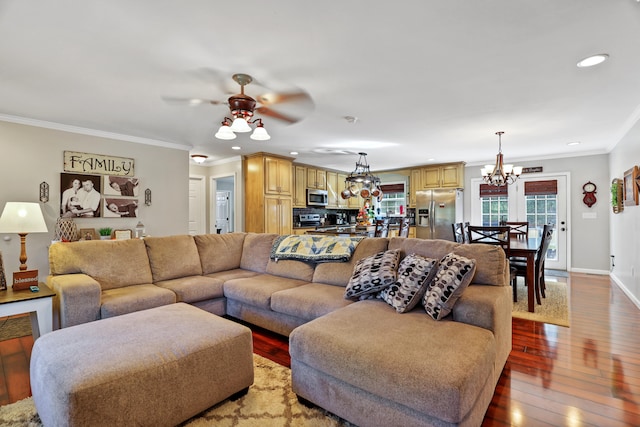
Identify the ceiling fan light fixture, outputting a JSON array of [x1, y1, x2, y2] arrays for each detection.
[[250, 123, 270, 141], [230, 117, 252, 133], [215, 122, 236, 140]]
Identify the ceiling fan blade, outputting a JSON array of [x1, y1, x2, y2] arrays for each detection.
[[256, 90, 313, 107], [255, 106, 302, 124], [161, 96, 227, 106]]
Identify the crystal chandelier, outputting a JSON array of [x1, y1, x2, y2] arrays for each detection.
[[341, 152, 383, 200], [481, 131, 522, 186]]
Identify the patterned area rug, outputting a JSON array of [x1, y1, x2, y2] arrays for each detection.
[[0, 354, 353, 427], [512, 278, 569, 327], [0, 316, 32, 341]]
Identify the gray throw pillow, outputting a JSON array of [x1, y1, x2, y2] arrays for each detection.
[[379, 254, 439, 313], [344, 249, 401, 300], [423, 252, 476, 320]]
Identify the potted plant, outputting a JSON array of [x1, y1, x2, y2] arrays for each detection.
[[98, 227, 113, 240]]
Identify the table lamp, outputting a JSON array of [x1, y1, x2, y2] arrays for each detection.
[[0, 202, 48, 290]]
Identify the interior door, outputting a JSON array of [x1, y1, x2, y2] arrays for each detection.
[[511, 175, 568, 270], [215, 191, 230, 234], [188, 176, 206, 236]]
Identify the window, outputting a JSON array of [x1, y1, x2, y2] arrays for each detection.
[[377, 182, 406, 215], [479, 184, 508, 226], [524, 180, 558, 261]]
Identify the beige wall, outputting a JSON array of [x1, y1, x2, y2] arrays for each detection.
[[609, 121, 640, 308], [0, 121, 189, 282]]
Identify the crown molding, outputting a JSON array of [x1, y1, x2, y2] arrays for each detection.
[[0, 113, 191, 151]]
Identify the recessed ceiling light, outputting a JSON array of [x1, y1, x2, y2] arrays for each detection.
[[577, 54, 609, 68], [290, 151, 299, 155], [567, 141, 581, 146], [231, 146, 241, 150]]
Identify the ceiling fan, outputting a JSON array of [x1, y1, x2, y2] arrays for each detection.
[[164, 72, 313, 141]]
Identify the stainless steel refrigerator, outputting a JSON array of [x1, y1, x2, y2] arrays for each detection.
[[416, 189, 463, 240]]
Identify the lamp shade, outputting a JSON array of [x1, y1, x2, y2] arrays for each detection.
[[0, 202, 48, 233]]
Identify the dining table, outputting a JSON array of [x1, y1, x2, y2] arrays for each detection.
[[508, 236, 539, 313]]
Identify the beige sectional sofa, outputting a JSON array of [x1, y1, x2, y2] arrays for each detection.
[[47, 232, 511, 427]]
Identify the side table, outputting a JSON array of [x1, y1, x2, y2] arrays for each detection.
[[0, 283, 56, 340]]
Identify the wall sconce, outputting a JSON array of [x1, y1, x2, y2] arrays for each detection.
[[145, 188, 152, 206], [39, 182, 49, 203]]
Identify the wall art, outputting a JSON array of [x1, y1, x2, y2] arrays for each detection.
[[623, 166, 638, 207], [60, 173, 102, 218]]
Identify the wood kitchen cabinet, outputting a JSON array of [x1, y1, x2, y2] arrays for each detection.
[[422, 163, 464, 189], [409, 169, 422, 207], [306, 167, 326, 190], [244, 152, 293, 234], [326, 171, 339, 208], [293, 165, 307, 208]]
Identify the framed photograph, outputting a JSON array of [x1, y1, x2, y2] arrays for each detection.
[[60, 173, 102, 218], [103, 198, 138, 218], [623, 166, 638, 207], [0, 251, 7, 291], [112, 229, 133, 240], [78, 228, 99, 241], [103, 176, 140, 197]]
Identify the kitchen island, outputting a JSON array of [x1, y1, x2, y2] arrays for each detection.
[[305, 225, 375, 237]]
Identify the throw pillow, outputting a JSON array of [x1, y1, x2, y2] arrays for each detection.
[[423, 253, 476, 320], [344, 249, 401, 300], [379, 254, 439, 313]]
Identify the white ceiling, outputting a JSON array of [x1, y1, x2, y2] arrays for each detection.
[[1, 1, 640, 172]]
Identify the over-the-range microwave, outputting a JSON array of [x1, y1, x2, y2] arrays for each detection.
[[307, 189, 328, 206]]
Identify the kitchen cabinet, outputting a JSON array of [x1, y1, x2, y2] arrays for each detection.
[[408, 226, 416, 238], [422, 163, 464, 189], [292, 227, 315, 235], [264, 195, 292, 235], [337, 173, 349, 208], [265, 155, 292, 195], [306, 167, 326, 190], [293, 165, 307, 208], [409, 169, 422, 207], [244, 152, 293, 234], [326, 171, 339, 208]]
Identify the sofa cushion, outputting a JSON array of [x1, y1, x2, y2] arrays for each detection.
[[100, 284, 176, 319], [144, 235, 202, 282], [388, 237, 459, 262], [289, 300, 496, 424], [423, 253, 476, 320], [223, 274, 308, 309], [344, 249, 401, 300], [194, 233, 246, 274], [379, 254, 439, 313], [240, 233, 278, 273], [452, 243, 507, 286], [154, 276, 225, 303], [49, 240, 153, 291], [205, 268, 260, 282], [312, 238, 389, 287], [266, 259, 315, 282], [271, 283, 353, 321]]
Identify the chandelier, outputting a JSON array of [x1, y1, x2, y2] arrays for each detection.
[[341, 152, 383, 200], [214, 74, 270, 141], [481, 131, 522, 186]]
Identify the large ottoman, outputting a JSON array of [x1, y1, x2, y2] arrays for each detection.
[[30, 303, 254, 427]]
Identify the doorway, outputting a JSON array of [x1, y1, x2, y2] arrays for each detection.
[[211, 175, 235, 234], [188, 175, 206, 235]]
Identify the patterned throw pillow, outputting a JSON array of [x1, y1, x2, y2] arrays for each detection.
[[344, 249, 401, 300], [423, 253, 476, 320], [379, 254, 439, 313]]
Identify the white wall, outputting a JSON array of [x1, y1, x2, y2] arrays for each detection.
[[609, 122, 640, 308], [0, 121, 189, 282], [464, 153, 611, 273]]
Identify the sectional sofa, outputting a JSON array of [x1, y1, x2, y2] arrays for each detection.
[[47, 232, 512, 427]]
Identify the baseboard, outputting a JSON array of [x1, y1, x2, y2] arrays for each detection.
[[570, 268, 609, 275], [610, 273, 640, 310]]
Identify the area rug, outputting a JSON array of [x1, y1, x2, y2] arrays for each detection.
[[0, 354, 354, 427], [0, 316, 32, 341], [512, 278, 569, 327]]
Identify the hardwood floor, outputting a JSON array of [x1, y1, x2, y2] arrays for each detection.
[[1, 273, 639, 426]]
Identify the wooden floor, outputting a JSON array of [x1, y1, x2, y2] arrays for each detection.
[[1, 273, 639, 426]]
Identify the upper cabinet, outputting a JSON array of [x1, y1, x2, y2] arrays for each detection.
[[326, 171, 339, 208], [422, 163, 464, 189], [293, 165, 307, 208], [265, 156, 292, 195], [306, 167, 326, 190]]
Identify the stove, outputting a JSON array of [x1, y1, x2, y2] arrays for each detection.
[[299, 213, 321, 227]]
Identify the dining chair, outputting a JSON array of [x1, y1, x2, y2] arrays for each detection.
[[504, 221, 529, 238], [511, 224, 554, 304], [463, 221, 470, 243], [467, 225, 511, 252], [374, 219, 390, 237], [451, 222, 465, 243], [399, 217, 411, 237]]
